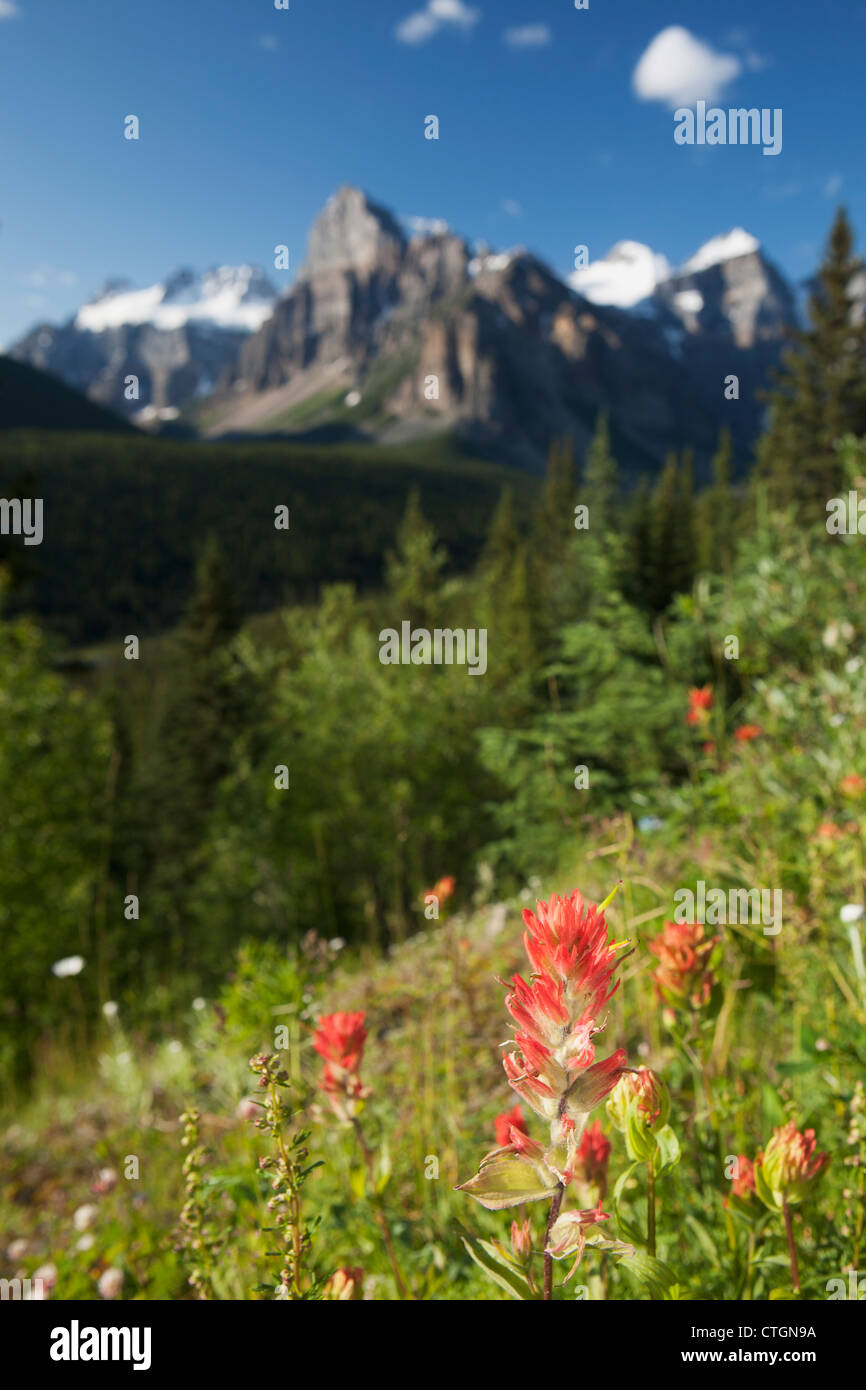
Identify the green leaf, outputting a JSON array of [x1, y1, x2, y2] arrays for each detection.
[[612, 1161, 646, 1246], [622, 1253, 680, 1300], [455, 1152, 559, 1211], [684, 1214, 719, 1265], [653, 1124, 681, 1175], [460, 1233, 533, 1301]]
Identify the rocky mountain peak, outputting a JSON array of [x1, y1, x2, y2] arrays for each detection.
[[305, 185, 407, 277]]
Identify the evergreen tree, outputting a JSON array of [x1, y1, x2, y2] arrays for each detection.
[[385, 488, 447, 627], [480, 485, 520, 584], [582, 413, 618, 538], [696, 427, 736, 574], [757, 208, 866, 506], [645, 453, 696, 612], [139, 536, 249, 971]]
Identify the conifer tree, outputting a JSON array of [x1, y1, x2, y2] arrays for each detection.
[[140, 535, 248, 967], [582, 413, 618, 538], [696, 427, 736, 574], [385, 488, 447, 627], [757, 208, 866, 506]]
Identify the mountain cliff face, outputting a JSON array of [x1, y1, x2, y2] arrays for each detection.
[[212, 188, 796, 473], [9, 187, 799, 473], [9, 267, 277, 426]]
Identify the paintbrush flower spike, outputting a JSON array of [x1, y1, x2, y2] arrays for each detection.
[[458, 886, 631, 1206]]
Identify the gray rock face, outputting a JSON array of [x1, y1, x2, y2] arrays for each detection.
[[9, 266, 278, 425]]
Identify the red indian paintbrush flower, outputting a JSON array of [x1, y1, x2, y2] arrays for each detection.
[[686, 686, 713, 726], [494, 1103, 528, 1150], [734, 724, 762, 742], [313, 1011, 370, 1121], [573, 1119, 611, 1193], [754, 1121, 829, 1209], [457, 886, 632, 1208], [648, 920, 717, 1009], [732, 1155, 756, 1200]]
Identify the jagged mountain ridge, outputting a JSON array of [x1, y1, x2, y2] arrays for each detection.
[[9, 187, 799, 472], [10, 266, 278, 426]]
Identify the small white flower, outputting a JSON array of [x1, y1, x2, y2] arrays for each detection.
[[167, 1040, 182, 1054], [102, 1000, 119, 1019], [98, 1266, 124, 1299], [30, 1263, 58, 1298], [328, 937, 346, 952], [7, 1238, 28, 1261], [192, 997, 206, 1011], [845, 656, 863, 674], [116, 1050, 132, 1066], [73, 1203, 99, 1232], [52, 955, 85, 978], [841, 904, 865, 924], [75, 1233, 95, 1253]]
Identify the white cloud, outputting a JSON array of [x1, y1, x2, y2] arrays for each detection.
[[632, 26, 741, 109], [501, 198, 522, 217], [504, 24, 551, 50], [395, 0, 480, 45], [824, 173, 843, 198], [0, 1, 20, 17]]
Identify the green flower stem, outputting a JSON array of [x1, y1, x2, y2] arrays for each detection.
[[543, 1183, 565, 1301], [647, 1161, 657, 1258], [782, 1199, 800, 1295], [351, 1116, 412, 1300]]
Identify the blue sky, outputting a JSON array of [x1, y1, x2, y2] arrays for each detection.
[[0, 0, 863, 345]]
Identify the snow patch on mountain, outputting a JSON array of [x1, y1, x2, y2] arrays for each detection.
[[75, 266, 277, 334], [569, 241, 671, 308], [682, 229, 760, 275]]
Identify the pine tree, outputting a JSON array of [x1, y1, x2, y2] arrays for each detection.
[[757, 208, 866, 506], [582, 413, 618, 538], [645, 453, 696, 612], [139, 535, 249, 969], [385, 488, 447, 627], [696, 428, 736, 574], [480, 486, 520, 583]]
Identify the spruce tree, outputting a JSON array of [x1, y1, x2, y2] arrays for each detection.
[[696, 427, 735, 574], [384, 488, 447, 627], [757, 208, 866, 507], [582, 413, 618, 538]]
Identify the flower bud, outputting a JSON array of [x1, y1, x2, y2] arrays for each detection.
[[510, 1218, 532, 1262], [754, 1122, 829, 1209], [323, 1266, 364, 1300]]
